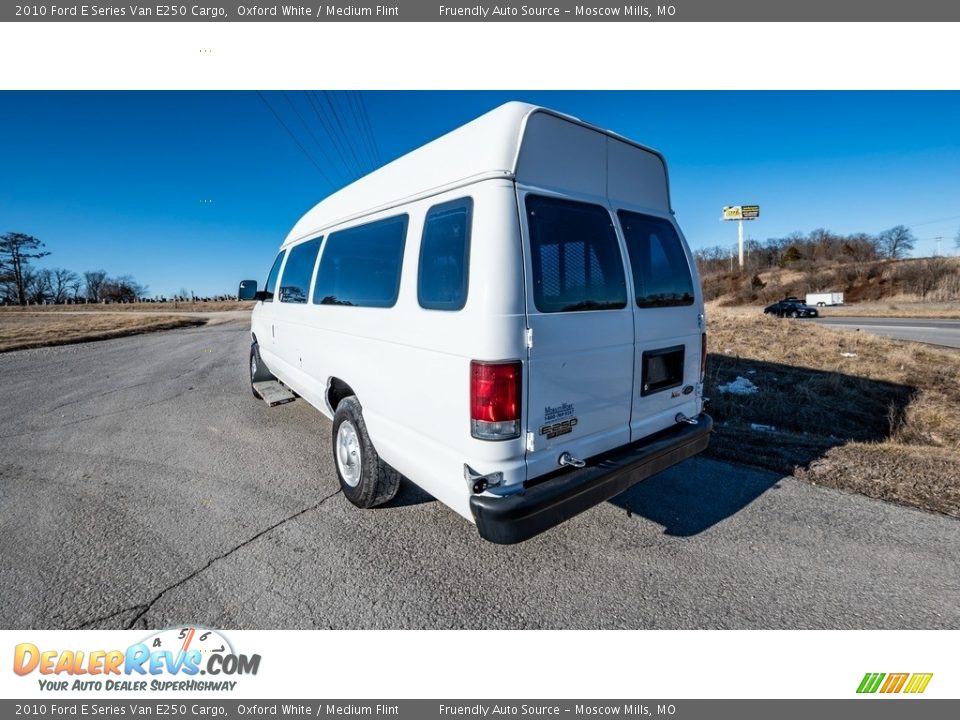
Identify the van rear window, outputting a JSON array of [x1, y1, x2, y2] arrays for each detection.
[[418, 198, 472, 311], [617, 211, 695, 308], [525, 195, 627, 314], [313, 215, 408, 308]]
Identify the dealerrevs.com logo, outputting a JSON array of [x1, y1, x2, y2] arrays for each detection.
[[857, 673, 933, 694], [13, 627, 260, 692]]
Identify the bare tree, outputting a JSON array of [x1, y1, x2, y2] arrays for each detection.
[[100, 275, 148, 303], [49, 268, 80, 304], [24, 268, 52, 304], [84, 270, 108, 302], [0, 232, 51, 305], [876, 225, 916, 259]]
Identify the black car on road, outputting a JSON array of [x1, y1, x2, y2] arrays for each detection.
[[763, 299, 820, 318]]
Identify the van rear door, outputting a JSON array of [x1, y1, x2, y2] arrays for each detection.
[[615, 207, 703, 441], [519, 190, 636, 481]]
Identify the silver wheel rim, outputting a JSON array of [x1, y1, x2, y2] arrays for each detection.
[[336, 421, 362, 487], [250, 353, 257, 379]]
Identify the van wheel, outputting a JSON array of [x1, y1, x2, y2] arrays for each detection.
[[332, 396, 400, 508], [250, 342, 275, 397]]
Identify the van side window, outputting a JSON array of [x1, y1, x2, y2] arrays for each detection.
[[313, 215, 408, 308], [525, 195, 627, 313], [263, 250, 285, 302], [418, 198, 472, 311], [617, 211, 695, 308], [279, 237, 322, 304]]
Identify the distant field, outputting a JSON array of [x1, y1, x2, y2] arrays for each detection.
[[0, 313, 207, 353], [705, 307, 960, 518], [0, 300, 254, 313]]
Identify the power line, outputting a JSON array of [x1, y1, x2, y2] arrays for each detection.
[[321, 90, 368, 177], [343, 91, 377, 172], [355, 91, 382, 166], [256, 91, 336, 188], [905, 213, 960, 230], [281, 91, 350, 187], [304, 90, 363, 182]]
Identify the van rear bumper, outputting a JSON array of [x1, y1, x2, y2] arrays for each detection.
[[469, 413, 713, 544]]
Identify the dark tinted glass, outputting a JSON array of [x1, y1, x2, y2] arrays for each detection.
[[418, 198, 472, 311], [263, 251, 285, 302], [279, 237, 321, 304], [313, 215, 408, 308], [618, 211, 695, 308], [525, 195, 627, 313]]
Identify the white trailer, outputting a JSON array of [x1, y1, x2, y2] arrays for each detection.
[[806, 292, 844, 307]]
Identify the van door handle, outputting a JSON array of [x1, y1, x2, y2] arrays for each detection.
[[558, 452, 586, 469]]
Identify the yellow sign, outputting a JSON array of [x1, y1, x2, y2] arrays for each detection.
[[723, 205, 760, 220]]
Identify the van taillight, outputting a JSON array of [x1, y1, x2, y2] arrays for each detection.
[[470, 360, 522, 441], [700, 332, 707, 384]]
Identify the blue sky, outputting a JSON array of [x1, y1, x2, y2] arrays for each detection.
[[1, 91, 959, 297]]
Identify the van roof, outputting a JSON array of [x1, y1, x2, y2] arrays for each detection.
[[283, 101, 670, 246]]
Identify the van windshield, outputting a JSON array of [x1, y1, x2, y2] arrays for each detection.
[[525, 195, 627, 314], [617, 211, 695, 308]]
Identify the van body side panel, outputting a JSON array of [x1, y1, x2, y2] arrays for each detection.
[[271, 180, 526, 520]]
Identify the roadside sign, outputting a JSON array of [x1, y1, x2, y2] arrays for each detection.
[[723, 205, 760, 220]]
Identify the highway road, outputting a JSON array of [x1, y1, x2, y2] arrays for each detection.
[[815, 316, 960, 348], [1, 317, 958, 629]]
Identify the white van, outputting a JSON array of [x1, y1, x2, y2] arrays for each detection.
[[239, 102, 712, 543]]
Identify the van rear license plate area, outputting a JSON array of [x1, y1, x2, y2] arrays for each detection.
[[641, 345, 685, 396]]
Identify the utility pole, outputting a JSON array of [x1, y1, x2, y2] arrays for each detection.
[[934, 236, 943, 256], [722, 205, 759, 272], [738, 219, 745, 269]]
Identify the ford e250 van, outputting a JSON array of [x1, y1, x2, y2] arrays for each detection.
[[239, 102, 712, 544]]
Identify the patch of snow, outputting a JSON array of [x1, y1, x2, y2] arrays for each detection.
[[718, 376, 759, 395]]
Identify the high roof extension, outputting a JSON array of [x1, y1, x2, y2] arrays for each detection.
[[283, 101, 672, 246]]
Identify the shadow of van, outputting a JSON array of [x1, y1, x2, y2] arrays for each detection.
[[609, 352, 914, 536]]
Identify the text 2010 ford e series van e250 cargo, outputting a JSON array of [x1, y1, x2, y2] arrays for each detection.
[[238, 102, 712, 543]]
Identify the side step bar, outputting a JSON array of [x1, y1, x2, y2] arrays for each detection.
[[253, 380, 297, 407]]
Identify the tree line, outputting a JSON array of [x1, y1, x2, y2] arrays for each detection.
[[693, 225, 927, 276], [0, 233, 149, 305]]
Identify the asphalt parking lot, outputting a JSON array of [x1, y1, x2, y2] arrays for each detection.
[[1, 317, 958, 629]]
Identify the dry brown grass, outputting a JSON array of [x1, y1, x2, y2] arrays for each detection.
[[0, 313, 206, 353], [705, 307, 960, 517], [0, 300, 254, 313], [817, 302, 960, 318]]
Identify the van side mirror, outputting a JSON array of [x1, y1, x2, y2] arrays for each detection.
[[238, 280, 258, 301]]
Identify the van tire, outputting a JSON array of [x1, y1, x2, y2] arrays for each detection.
[[332, 396, 400, 508], [250, 342, 275, 397]]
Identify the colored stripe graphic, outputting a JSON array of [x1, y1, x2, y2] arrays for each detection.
[[880, 673, 909, 693], [904, 673, 934, 694], [857, 672, 933, 694], [857, 673, 885, 693]]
